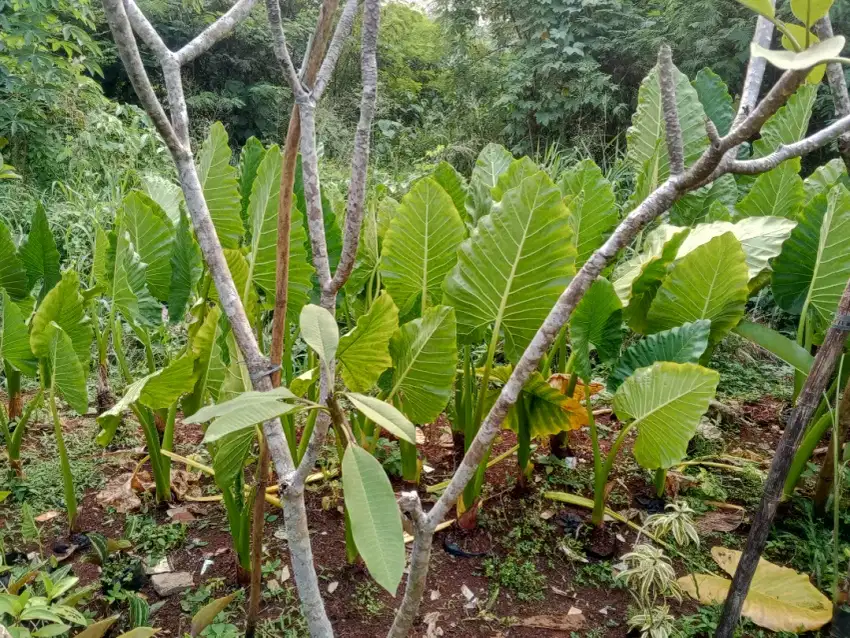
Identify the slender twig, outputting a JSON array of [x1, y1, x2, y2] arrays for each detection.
[[176, 0, 260, 64], [658, 44, 684, 175], [264, 0, 306, 98], [312, 0, 359, 101]]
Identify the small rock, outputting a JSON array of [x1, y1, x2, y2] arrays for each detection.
[[598, 606, 613, 616], [273, 529, 288, 541], [429, 589, 440, 601], [144, 557, 172, 575], [327, 581, 339, 594], [267, 579, 280, 591], [151, 572, 193, 597], [200, 559, 214, 575], [460, 584, 475, 601], [539, 509, 554, 520], [550, 586, 570, 597], [279, 565, 290, 582], [35, 510, 60, 523]]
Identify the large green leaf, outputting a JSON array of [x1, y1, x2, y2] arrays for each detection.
[[345, 393, 415, 444], [752, 84, 818, 161], [238, 136, 266, 227], [168, 211, 201, 323], [670, 174, 738, 226], [388, 305, 457, 424], [141, 174, 182, 225], [245, 145, 280, 301], [613, 361, 719, 469], [431, 161, 468, 222], [122, 191, 174, 302], [380, 178, 465, 316], [569, 278, 623, 382], [559, 159, 618, 267], [19, 204, 60, 295], [613, 225, 689, 307], [443, 171, 575, 363], [30, 271, 92, 364], [342, 445, 405, 595], [338, 291, 398, 392], [300, 304, 339, 369], [736, 161, 804, 219], [1, 289, 37, 375], [491, 157, 539, 202], [49, 324, 88, 415], [675, 217, 797, 280], [647, 232, 749, 347], [692, 67, 734, 137], [0, 220, 28, 300], [627, 64, 709, 184], [465, 143, 513, 224], [197, 122, 244, 249], [183, 305, 225, 415], [734, 320, 813, 375], [607, 320, 711, 392], [772, 185, 850, 323], [110, 230, 160, 326], [804, 158, 848, 204]]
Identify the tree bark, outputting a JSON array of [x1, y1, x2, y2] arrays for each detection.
[[814, 16, 850, 173], [716, 279, 850, 637]]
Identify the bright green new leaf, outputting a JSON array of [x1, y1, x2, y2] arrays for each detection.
[[342, 445, 405, 594], [753, 84, 818, 161], [168, 211, 201, 323], [30, 271, 92, 364], [122, 191, 174, 302], [491, 157, 539, 202], [388, 305, 457, 424], [559, 159, 618, 267], [737, 161, 805, 220], [734, 320, 813, 375], [190, 592, 239, 637], [614, 362, 719, 469], [790, 0, 835, 28], [381, 177, 465, 315], [197, 122, 244, 248], [804, 158, 848, 204], [203, 400, 300, 444], [772, 185, 850, 323], [569, 278, 623, 382], [338, 291, 399, 392], [19, 203, 60, 294], [431, 161, 468, 221], [444, 171, 574, 363], [345, 393, 416, 444], [0, 220, 28, 300], [735, 0, 775, 17], [49, 323, 88, 414], [607, 320, 711, 392], [141, 174, 182, 225], [692, 67, 734, 137], [245, 145, 281, 300], [139, 354, 198, 409], [239, 136, 266, 224], [647, 232, 749, 347], [300, 304, 339, 368], [1, 289, 37, 375], [613, 225, 689, 306], [465, 143, 513, 223]]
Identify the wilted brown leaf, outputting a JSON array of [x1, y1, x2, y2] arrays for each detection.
[[34, 510, 60, 522], [96, 473, 142, 513], [696, 508, 745, 533], [548, 374, 603, 399], [514, 608, 585, 630]]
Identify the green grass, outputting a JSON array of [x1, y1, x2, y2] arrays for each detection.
[[709, 334, 793, 402]]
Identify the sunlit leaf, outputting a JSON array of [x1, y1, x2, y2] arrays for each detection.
[[19, 203, 60, 295], [465, 143, 513, 224], [338, 291, 398, 392], [559, 159, 618, 267], [345, 393, 416, 444], [197, 122, 244, 248]]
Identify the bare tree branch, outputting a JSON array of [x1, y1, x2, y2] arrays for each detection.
[[734, 11, 775, 125], [815, 15, 850, 171], [176, 0, 260, 64], [312, 0, 359, 101], [658, 44, 684, 175], [123, 0, 172, 62], [264, 0, 307, 97]]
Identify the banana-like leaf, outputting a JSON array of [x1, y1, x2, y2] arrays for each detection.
[[752, 84, 818, 161], [678, 546, 832, 632], [614, 361, 719, 469], [608, 320, 711, 392], [388, 305, 457, 424], [168, 211, 201, 323], [613, 225, 689, 307], [734, 320, 813, 375], [444, 171, 574, 363], [465, 143, 513, 224], [342, 445, 404, 594], [19, 203, 60, 294], [381, 177, 465, 316], [239, 136, 266, 225], [569, 278, 623, 382], [141, 174, 182, 225], [190, 592, 239, 637], [772, 185, 850, 323], [431, 161, 468, 222], [675, 216, 797, 280], [49, 323, 88, 414], [1, 289, 37, 375], [804, 158, 848, 204], [752, 36, 845, 71], [647, 232, 749, 347], [245, 144, 280, 300], [30, 271, 92, 365], [627, 63, 709, 185], [300, 304, 339, 369], [559, 159, 618, 267], [122, 191, 174, 302], [492, 157, 539, 202], [0, 220, 28, 300], [736, 161, 804, 219], [197, 122, 244, 249], [338, 291, 398, 392], [345, 393, 416, 444], [692, 67, 734, 137]]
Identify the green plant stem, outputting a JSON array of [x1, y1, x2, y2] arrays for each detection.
[[297, 408, 319, 466], [593, 424, 633, 526], [783, 410, 834, 498], [160, 403, 178, 491], [5, 362, 22, 420], [654, 468, 667, 497], [49, 381, 77, 532], [113, 316, 131, 383], [132, 404, 169, 502]]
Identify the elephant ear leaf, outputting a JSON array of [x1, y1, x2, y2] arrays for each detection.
[[1, 289, 37, 376], [48, 323, 89, 415], [338, 291, 399, 392], [168, 211, 202, 323], [444, 171, 575, 363], [607, 320, 711, 392], [692, 67, 734, 137], [736, 161, 804, 220], [342, 445, 405, 595], [197, 121, 244, 249], [678, 546, 832, 633], [614, 362, 718, 469], [381, 177, 465, 316], [122, 191, 174, 302], [19, 203, 61, 296], [431, 161, 468, 222], [0, 219, 28, 300], [569, 278, 623, 382], [245, 144, 280, 300], [646, 232, 749, 349], [30, 271, 92, 365], [465, 143, 513, 224], [559, 159, 618, 268]]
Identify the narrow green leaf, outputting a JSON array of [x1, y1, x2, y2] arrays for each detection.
[[300, 304, 339, 367], [197, 122, 244, 248], [342, 445, 405, 594], [191, 592, 239, 637], [19, 203, 60, 294], [734, 320, 813, 375], [2, 289, 37, 375], [0, 219, 28, 299], [346, 393, 416, 444], [338, 291, 399, 392], [569, 278, 623, 382]]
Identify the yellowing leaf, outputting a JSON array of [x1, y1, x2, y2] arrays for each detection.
[[678, 546, 832, 633], [790, 0, 834, 28], [752, 36, 845, 72], [735, 0, 775, 18]]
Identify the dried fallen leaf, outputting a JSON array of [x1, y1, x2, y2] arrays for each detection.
[[327, 581, 339, 594], [96, 473, 142, 514], [171, 469, 202, 500], [35, 510, 60, 522], [131, 470, 155, 494], [696, 509, 745, 534], [167, 506, 196, 523], [514, 609, 585, 630], [423, 611, 443, 638]]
